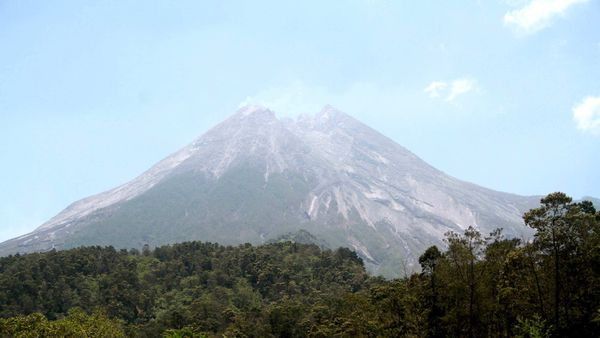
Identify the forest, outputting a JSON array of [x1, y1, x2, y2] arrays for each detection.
[[0, 192, 598, 337]]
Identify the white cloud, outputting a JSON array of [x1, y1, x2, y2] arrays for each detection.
[[573, 96, 600, 134], [503, 0, 589, 35], [424, 78, 478, 102], [446, 79, 477, 102], [424, 81, 448, 98]]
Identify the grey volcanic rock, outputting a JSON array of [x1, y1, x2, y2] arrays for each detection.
[[0, 105, 539, 277]]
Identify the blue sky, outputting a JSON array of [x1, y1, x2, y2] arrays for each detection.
[[1, 0, 599, 241]]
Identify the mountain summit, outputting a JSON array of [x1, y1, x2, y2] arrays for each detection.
[[0, 105, 538, 277]]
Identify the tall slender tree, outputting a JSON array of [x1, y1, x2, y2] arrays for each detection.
[[419, 245, 443, 338], [524, 192, 572, 331]]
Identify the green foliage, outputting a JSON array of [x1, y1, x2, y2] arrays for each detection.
[[0, 241, 371, 337], [163, 326, 208, 338], [0, 192, 598, 337], [514, 315, 553, 338], [0, 308, 125, 337]]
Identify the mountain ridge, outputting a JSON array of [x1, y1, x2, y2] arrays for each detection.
[[0, 105, 540, 277]]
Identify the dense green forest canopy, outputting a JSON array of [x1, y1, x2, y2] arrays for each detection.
[[0, 192, 598, 337]]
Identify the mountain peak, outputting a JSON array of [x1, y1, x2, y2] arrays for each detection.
[[317, 104, 341, 117], [315, 104, 349, 122], [235, 105, 276, 120], [294, 104, 352, 130]]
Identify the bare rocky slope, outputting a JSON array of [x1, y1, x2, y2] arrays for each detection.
[[0, 105, 540, 277]]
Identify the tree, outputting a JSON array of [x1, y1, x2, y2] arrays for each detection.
[[443, 226, 486, 338], [524, 192, 600, 336], [419, 245, 443, 337], [524, 192, 572, 331], [482, 230, 521, 335]]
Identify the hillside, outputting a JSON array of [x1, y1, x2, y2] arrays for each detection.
[[0, 105, 540, 277]]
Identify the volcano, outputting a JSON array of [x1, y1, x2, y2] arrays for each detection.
[[0, 105, 539, 277]]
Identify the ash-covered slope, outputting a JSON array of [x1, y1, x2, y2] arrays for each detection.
[[0, 105, 539, 277]]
